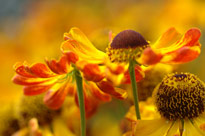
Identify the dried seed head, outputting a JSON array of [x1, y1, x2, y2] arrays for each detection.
[[154, 73, 205, 121]]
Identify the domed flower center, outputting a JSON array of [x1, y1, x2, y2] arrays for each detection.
[[154, 73, 205, 121], [110, 30, 148, 49], [106, 30, 149, 63]]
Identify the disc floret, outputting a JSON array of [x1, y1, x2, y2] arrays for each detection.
[[154, 73, 205, 121]]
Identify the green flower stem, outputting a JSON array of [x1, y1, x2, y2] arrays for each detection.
[[74, 69, 86, 136], [128, 60, 141, 120]]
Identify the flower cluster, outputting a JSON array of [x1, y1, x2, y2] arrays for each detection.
[[13, 26, 203, 136]]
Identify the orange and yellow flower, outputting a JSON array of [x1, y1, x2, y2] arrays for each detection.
[[61, 27, 201, 87], [13, 49, 127, 117], [61, 28, 146, 85]]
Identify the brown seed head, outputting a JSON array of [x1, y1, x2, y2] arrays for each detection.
[[154, 73, 205, 120], [111, 30, 149, 49]]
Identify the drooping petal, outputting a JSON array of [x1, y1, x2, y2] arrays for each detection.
[[82, 63, 105, 82], [161, 45, 201, 64], [45, 59, 60, 74], [64, 82, 76, 96], [123, 65, 145, 84], [30, 63, 56, 78], [153, 27, 182, 49], [14, 62, 36, 78], [97, 80, 127, 99], [12, 75, 52, 85], [61, 27, 106, 64], [74, 89, 98, 118], [67, 27, 106, 56], [44, 84, 68, 110], [64, 51, 79, 64], [138, 28, 201, 65], [89, 82, 111, 102], [132, 119, 172, 136], [56, 55, 70, 73], [23, 84, 53, 96], [153, 28, 201, 54], [45, 55, 70, 74], [178, 28, 201, 47], [138, 47, 163, 65]]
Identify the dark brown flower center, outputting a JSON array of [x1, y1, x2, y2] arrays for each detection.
[[110, 30, 148, 49], [154, 73, 205, 120]]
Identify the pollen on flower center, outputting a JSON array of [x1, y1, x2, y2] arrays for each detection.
[[154, 73, 205, 121], [106, 30, 149, 63]]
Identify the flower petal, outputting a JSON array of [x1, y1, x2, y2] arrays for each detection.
[[138, 47, 163, 65], [14, 62, 36, 78], [162, 46, 201, 64], [44, 84, 68, 110], [45, 59, 60, 74], [89, 82, 111, 102], [66, 27, 106, 56], [64, 82, 76, 96], [64, 51, 79, 64], [123, 65, 145, 84], [45, 55, 70, 74], [23, 84, 53, 96], [195, 113, 205, 132], [12, 75, 51, 85], [154, 28, 201, 55], [97, 80, 127, 99], [30, 63, 55, 78], [179, 28, 201, 47], [74, 90, 98, 118], [56, 55, 70, 73], [153, 27, 182, 49], [183, 119, 205, 136], [190, 114, 205, 134], [61, 27, 106, 64], [105, 59, 126, 75], [82, 63, 105, 82], [133, 119, 172, 136], [166, 120, 180, 136]]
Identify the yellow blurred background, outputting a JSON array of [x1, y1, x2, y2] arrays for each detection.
[[0, 0, 204, 135]]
